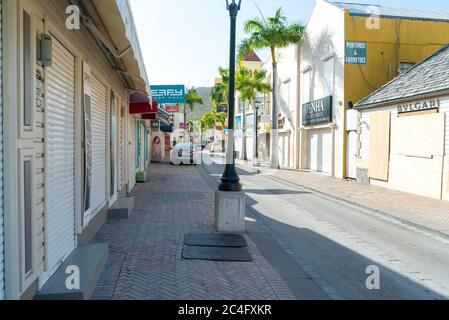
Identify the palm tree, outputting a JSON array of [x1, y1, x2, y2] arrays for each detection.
[[210, 67, 230, 107], [237, 65, 271, 161], [239, 8, 305, 169], [183, 87, 204, 142]]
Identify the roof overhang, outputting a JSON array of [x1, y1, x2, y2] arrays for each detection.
[[87, 0, 149, 93], [355, 88, 449, 110]]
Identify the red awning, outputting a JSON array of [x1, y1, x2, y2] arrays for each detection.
[[129, 92, 158, 114], [141, 113, 156, 120]]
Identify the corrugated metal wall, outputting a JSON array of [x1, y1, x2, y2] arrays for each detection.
[[0, 0, 5, 300]]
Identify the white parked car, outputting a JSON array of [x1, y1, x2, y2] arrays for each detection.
[[170, 143, 201, 165]]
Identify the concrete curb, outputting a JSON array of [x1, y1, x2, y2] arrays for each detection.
[[255, 169, 449, 242]]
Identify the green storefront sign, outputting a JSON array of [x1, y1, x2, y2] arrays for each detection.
[[150, 85, 186, 104], [345, 41, 367, 64]]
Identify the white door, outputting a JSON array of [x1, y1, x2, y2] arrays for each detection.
[[308, 129, 332, 174], [43, 36, 76, 282], [90, 75, 107, 217], [0, 0, 5, 299], [346, 131, 357, 179]]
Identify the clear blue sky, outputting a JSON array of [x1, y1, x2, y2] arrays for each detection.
[[129, 0, 449, 88]]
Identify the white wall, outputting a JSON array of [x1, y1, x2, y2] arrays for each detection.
[[277, 45, 300, 168], [299, 0, 346, 177], [359, 96, 449, 200]]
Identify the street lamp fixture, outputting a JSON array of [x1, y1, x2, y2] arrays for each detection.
[[219, 0, 242, 192]]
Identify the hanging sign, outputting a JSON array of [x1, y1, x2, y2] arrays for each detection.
[[345, 41, 367, 64], [150, 85, 186, 104]]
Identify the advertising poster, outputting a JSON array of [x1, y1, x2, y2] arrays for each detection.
[[151, 132, 163, 162]]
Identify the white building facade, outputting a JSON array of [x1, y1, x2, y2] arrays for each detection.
[[298, 0, 345, 177], [356, 44, 449, 201], [1, 0, 150, 299]]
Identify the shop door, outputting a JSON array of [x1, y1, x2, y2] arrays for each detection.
[[44, 36, 76, 281], [308, 129, 332, 174], [346, 131, 357, 179]]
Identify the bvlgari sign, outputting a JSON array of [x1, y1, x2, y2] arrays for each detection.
[[302, 96, 333, 126], [397, 99, 440, 114]]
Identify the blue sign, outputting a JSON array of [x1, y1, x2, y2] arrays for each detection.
[[345, 41, 367, 64], [150, 85, 186, 104]]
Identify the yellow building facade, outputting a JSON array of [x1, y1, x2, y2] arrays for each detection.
[[296, 1, 449, 179]]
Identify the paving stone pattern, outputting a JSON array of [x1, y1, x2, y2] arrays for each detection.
[[92, 163, 294, 300]]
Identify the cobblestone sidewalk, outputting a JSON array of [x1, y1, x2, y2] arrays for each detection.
[[236, 160, 449, 238], [92, 163, 294, 300]]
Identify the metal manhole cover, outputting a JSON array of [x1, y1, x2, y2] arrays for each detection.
[[182, 245, 252, 262], [184, 233, 247, 247]]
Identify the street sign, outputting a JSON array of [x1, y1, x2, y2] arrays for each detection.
[[150, 85, 186, 104], [180, 123, 190, 129], [345, 41, 367, 64]]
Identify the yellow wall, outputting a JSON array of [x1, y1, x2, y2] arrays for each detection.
[[344, 12, 449, 106]]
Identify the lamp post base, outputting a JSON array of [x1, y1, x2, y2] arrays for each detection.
[[215, 191, 245, 232], [219, 164, 242, 192]]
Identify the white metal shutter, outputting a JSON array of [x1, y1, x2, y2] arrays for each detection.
[[308, 129, 332, 174], [0, 0, 5, 300], [113, 98, 119, 195], [43, 36, 76, 281], [119, 106, 125, 190], [90, 76, 107, 215]]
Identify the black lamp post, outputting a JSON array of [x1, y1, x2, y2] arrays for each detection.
[[254, 101, 261, 165], [219, 0, 242, 192]]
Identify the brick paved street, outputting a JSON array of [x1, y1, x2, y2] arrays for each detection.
[[235, 160, 449, 238], [91, 162, 294, 300]]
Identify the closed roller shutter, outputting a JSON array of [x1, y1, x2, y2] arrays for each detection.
[[308, 129, 332, 174], [42, 36, 76, 283], [90, 76, 107, 215], [119, 106, 125, 191], [0, 0, 5, 300]]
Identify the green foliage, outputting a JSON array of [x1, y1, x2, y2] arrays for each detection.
[[239, 7, 305, 65], [184, 87, 204, 112], [200, 107, 227, 132], [236, 64, 271, 106]]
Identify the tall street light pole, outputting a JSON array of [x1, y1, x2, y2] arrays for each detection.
[[219, 0, 242, 192], [253, 101, 261, 166]]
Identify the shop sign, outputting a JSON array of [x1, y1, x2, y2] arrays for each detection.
[[302, 96, 333, 126], [278, 117, 286, 129], [345, 41, 367, 64], [397, 99, 440, 114], [150, 85, 186, 104]]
